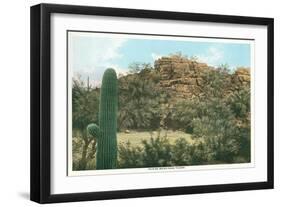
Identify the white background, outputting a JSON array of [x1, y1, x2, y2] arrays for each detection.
[[0, 0, 279, 206]]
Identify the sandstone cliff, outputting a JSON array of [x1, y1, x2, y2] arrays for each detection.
[[154, 55, 250, 99]]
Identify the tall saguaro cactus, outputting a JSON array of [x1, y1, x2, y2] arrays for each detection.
[[87, 68, 118, 169]]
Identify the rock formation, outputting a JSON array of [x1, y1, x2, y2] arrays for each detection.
[[154, 55, 250, 99]]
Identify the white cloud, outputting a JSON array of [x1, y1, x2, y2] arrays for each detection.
[[197, 47, 224, 67], [107, 63, 129, 77], [97, 38, 126, 62], [85, 38, 126, 71], [71, 35, 127, 72], [151, 53, 163, 61], [70, 35, 128, 86]]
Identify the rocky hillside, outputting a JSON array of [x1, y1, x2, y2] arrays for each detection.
[[154, 55, 250, 99], [115, 54, 251, 131], [118, 55, 250, 101]]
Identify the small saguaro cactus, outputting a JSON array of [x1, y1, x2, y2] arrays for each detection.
[[87, 68, 118, 170]]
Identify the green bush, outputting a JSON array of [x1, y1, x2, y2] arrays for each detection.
[[118, 70, 168, 131], [141, 136, 172, 167], [170, 138, 192, 165], [191, 98, 240, 162], [118, 134, 212, 169], [72, 77, 99, 170], [118, 135, 173, 168], [118, 142, 143, 168]]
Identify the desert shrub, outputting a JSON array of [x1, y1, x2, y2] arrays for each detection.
[[72, 133, 97, 170], [170, 138, 192, 165], [118, 134, 213, 169], [235, 124, 251, 162], [118, 135, 173, 168], [184, 126, 194, 134], [118, 67, 169, 131], [167, 67, 251, 163], [72, 77, 99, 170], [118, 142, 143, 168], [188, 142, 210, 165], [191, 98, 241, 163], [227, 86, 250, 119], [227, 86, 251, 162], [168, 100, 196, 132], [200, 65, 232, 99], [118, 77, 161, 130], [72, 78, 99, 131], [141, 136, 173, 167], [169, 93, 250, 163]]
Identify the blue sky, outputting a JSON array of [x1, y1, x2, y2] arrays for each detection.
[[69, 32, 251, 87]]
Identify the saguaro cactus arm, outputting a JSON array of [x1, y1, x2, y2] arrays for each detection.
[[87, 123, 100, 139]]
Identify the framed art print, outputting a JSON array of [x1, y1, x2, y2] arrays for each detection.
[[30, 3, 274, 203]]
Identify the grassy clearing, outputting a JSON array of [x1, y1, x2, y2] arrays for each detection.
[[117, 130, 194, 147]]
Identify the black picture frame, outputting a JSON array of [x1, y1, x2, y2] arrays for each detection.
[[30, 3, 274, 204]]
